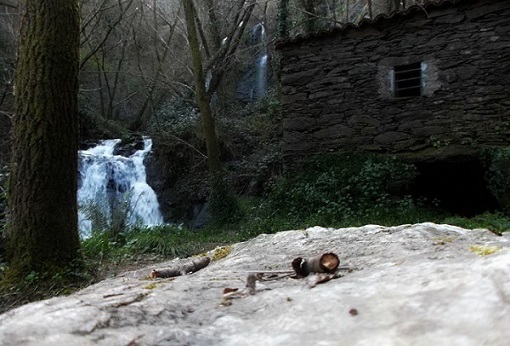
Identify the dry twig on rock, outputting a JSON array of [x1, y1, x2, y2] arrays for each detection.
[[222, 271, 292, 301], [245, 273, 258, 295], [151, 256, 211, 279], [222, 273, 260, 300]]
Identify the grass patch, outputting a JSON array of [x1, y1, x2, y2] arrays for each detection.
[[79, 224, 251, 278], [443, 212, 510, 235], [0, 260, 94, 314]]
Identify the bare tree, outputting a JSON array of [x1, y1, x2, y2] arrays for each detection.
[[367, 0, 373, 18], [79, 0, 191, 131], [297, 0, 318, 32], [80, 0, 137, 121], [386, 0, 402, 13], [0, 1, 17, 9], [182, 0, 221, 174], [181, 0, 255, 223], [130, 1, 183, 130], [201, 0, 256, 99]]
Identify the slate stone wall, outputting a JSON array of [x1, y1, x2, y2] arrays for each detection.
[[278, 0, 510, 161]]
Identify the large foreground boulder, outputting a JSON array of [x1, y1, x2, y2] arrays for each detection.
[[0, 223, 509, 345]]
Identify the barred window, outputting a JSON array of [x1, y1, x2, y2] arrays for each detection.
[[393, 62, 422, 98]]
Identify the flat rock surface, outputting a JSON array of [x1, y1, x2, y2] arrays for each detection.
[[1, 223, 510, 346]]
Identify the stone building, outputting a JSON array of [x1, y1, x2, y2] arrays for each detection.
[[276, 0, 510, 215]]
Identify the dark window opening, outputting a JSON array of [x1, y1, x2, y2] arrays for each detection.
[[410, 158, 499, 217], [394, 62, 422, 98]]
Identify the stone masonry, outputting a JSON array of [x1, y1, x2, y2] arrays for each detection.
[[276, 0, 510, 161]]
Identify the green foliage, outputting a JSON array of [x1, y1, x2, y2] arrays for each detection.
[[208, 173, 243, 225], [277, 0, 290, 39], [233, 197, 312, 235], [78, 109, 128, 140], [80, 226, 198, 268], [149, 98, 200, 135], [256, 90, 283, 121], [80, 231, 126, 265], [124, 226, 207, 257], [265, 153, 418, 224], [0, 258, 93, 314], [443, 212, 510, 235], [236, 90, 282, 120], [79, 192, 132, 242], [80, 224, 247, 272]]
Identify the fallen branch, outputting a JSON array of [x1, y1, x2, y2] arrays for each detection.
[[292, 253, 340, 277], [151, 256, 211, 279], [221, 252, 353, 304]]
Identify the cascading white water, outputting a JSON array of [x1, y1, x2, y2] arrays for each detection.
[[235, 22, 270, 102], [254, 23, 267, 99], [257, 53, 268, 98], [78, 138, 164, 238]]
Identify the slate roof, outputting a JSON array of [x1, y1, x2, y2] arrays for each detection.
[[275, 0, 468, 49]]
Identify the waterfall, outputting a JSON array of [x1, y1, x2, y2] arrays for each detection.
[[235, 22, 270, 102], [254, 23, 267, 99], [257, 53, 268, 98], [78, 138, 163, 238]]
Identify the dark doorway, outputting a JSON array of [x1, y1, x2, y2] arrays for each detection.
[[410, 157, 499, 217]]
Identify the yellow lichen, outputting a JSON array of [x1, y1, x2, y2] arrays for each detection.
[[144, 283, 158, 290], [469, 245, 500, 256], [211, 246, 232, 261], [299, 229, 309, 237]]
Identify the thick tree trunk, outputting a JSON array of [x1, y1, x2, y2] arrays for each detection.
[[203, 0, 227, 114], [7, 0, 81, 272], [182, 0, 222, 174], [182, 0, 242, 225]]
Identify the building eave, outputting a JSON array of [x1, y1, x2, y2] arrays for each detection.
[[275, 0, 467, 50]]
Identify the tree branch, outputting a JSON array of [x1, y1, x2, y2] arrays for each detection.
[[150, 256, 211, 278], [0, 0, 17, 9]]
